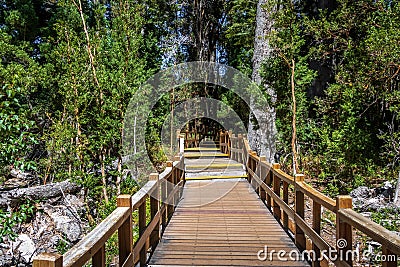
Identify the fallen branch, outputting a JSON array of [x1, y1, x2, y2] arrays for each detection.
[[0, 180, 80, 208]]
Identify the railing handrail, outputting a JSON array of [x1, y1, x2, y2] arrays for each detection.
[[33, 156, 185, 267], [221, 130, 400, 267]]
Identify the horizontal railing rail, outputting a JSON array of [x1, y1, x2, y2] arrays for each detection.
[[33, 156, 185, 267], [220, 130, 400, 267]]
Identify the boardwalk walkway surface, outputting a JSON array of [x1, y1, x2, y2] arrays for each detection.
[[149, 146, 309, 266], [33, 133, 400, 267]]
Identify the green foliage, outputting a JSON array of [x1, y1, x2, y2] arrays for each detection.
[[56, 238, 70, 255], [0, 30, 41, 176], [265, 0, 400, 195], [262, 0, 317, 169], [223, 0, 257, 74], [371, 208, 400, 232], [0, 200, 36, 243]]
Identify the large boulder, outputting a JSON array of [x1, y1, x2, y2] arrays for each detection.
[[12, 234, 36, 264], [0, 194, 88, 266], [351, 182, 397, 212]]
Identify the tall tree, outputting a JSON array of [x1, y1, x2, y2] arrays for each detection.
[[248, 0, 277, 162]]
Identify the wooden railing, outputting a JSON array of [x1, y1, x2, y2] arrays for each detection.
[[33, 156, 185, 267], [219, 129, 231, 156], [181, 125, 221, 148], [221, 131, 400, 267]]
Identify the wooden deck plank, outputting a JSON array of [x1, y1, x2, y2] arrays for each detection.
[[149, 178, 309, 266]]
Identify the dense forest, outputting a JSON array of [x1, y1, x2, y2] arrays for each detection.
[[1, 0, 400, 264]]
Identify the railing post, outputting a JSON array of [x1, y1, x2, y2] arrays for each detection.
[[246, 150, 253, 184], [266, 166, 273, 210], [336, 195, 353, 266], [250, 152, 257, 188], [312, 201, 322, 267], [272, 163, 281, 220], [295, 174, 306, 251], [179, 134, 185, 154], [172, 161, 178, 207], [228, 130, 232, 158], [238, 134, 243, 163], [231, 134, 236, 161], [166, 161, 174, 220], [117, 195, 133, 267], [177, 155, 185, 197], [282, 180, 289, 231], [259, 156, 267, 203], [149, 173, 160, 252], [219, 130, 223, 153], [33, 253, 62, 267]]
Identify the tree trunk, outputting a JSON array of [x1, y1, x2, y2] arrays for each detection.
[[248, 0, 277, 163], [394, 170, 400, 206], [290, 59, 299, 174], [0, 180, 80, 208]]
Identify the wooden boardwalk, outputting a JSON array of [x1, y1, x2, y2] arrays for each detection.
[[149, 147, 309, 266], [34, 134, 400, 267]]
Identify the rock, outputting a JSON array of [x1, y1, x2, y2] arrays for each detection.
[[44, 204, 82, 242], [0, 178, 28, 190], [380, 181, 394, 199], [12, 234, 36, 263], [350, 186, 371, 199], [0, 254, 13, 267], [0, 192, 88, 266], [351, 183, 399, 212], [364, 198, 385, 211], [10, 169, 34, 180]]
